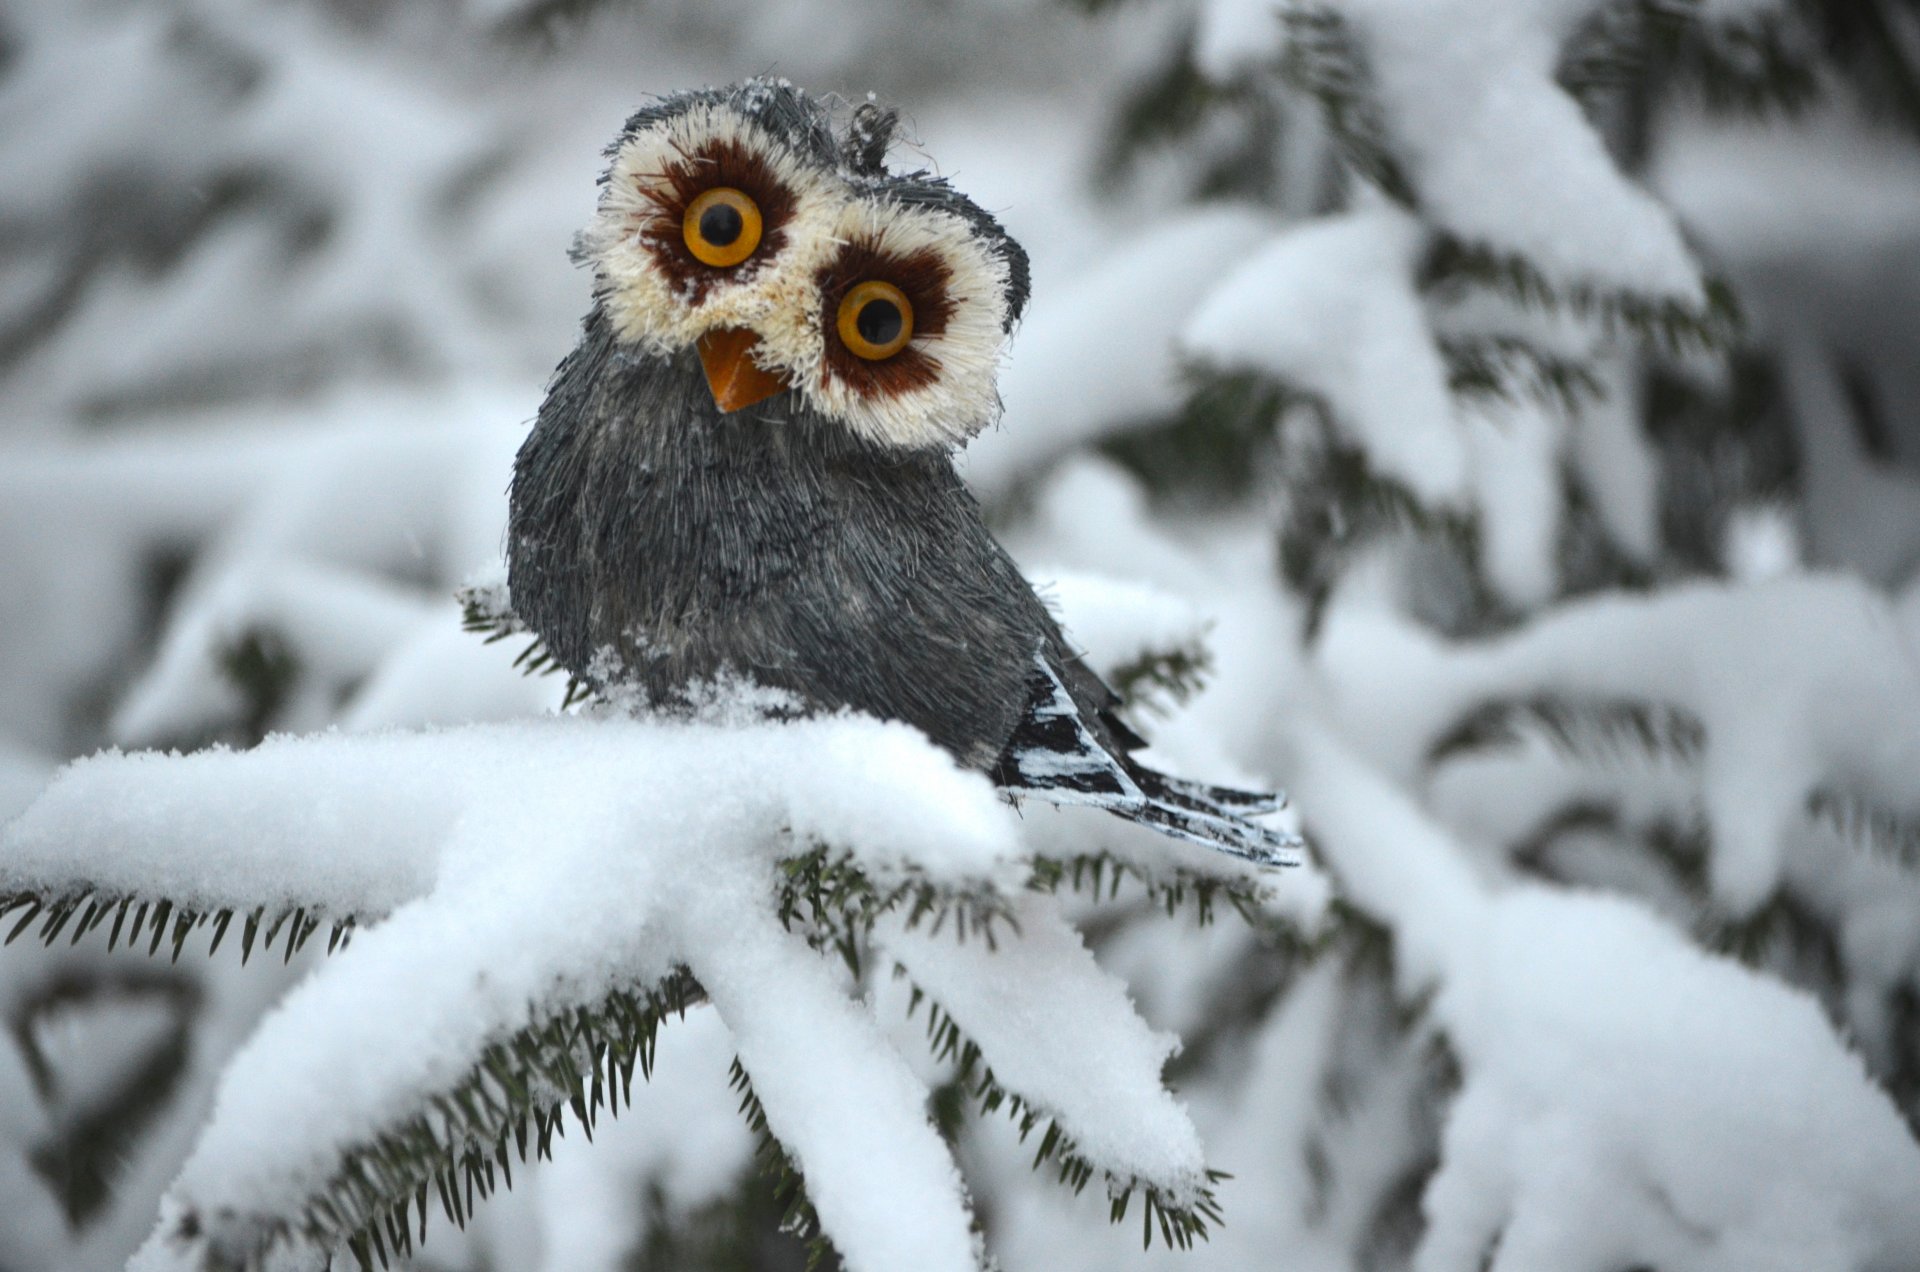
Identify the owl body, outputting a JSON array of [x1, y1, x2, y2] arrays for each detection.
[[510, 306, 1106, 768], [508, 80, 1295, 865]]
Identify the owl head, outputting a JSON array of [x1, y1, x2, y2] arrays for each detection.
[[575, 79, 1032, 450]]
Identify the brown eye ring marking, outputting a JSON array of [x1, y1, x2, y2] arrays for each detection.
[[635, 139, 796, 301], [816, 238, 955, 397], [836, 280, 914, 359], [683, 187, 763, 267]]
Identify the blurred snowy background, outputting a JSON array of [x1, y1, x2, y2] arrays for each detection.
[[4, 0, 1920, 1270]]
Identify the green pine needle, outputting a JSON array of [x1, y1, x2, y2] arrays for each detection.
[[165, 967, 703, 1269], [0, 890, 353, 964]]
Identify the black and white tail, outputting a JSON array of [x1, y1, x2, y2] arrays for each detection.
[[990, 656, 1300, 867]]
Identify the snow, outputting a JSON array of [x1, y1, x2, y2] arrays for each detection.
[[7, 701, 1243, 1271], [882, 892, 1207, 1201], [5, 5, 1918, 1271], [1194, 0, 1285, 82], [1321, 0, 1704, 303], [1655, 110, 1920, 268], [530, 1006, 753, 1272], [1034, 570, 1209, 682], [0, 385, 531, 753], [1322, 575, 1920, 912], [1460, 394, 1565, 608], [1181, 209, 1469, 507], [1292, 727, 1920, 1272], [688, 871, 980, 1272], [966, 206, 1281, 497]]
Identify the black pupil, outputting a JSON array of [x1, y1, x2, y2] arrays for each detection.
[[699, 202, 744, 247], [856, 297, 903, 348]]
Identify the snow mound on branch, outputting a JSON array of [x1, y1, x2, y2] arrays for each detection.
[[1296, 729, 1920, 1272], [1319, 574, 1920, 912], [65, 708, 1018, 1272], [1180, 209, 1468, 506], [1035, 570, 1209, 681], [1195, 0, 1289, 80], [883, 893, 1207, 1202], [529, 1006, 753, 1272], [1656, 110, 1920, 267], [967, 206, 1280, 496], [1322, 0, 1703, 301], [3, 702, 1230, 1272], [5, 711, 1018, 933]]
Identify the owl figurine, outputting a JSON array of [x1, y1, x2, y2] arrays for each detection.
[[507, 80, 1295, 865]]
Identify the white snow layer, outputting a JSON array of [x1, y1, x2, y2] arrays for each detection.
[[882, 893, 1207, 1202], [2, 705, 1234, 1272], [967, 205, 1281, 496], [1294, 728, 1920, 1272], [1320, 0, 1703, 302], [1194, 0, 1285, 81], [1180, 210, 1470, 506], [1318, 574, 1920, 913], [1034, 570, 1209, 681], [1656, 109, 1920, 267]]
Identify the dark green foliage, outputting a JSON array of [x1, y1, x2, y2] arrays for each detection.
[[12, 967, 199, 1225], [1094, 23, 1295, 201], [1279, 5, 1416, 203], [1437, 334, 1607, 415], [1807, 789, 1920, 876], [0, 888, 353, 964], [217, 626, 301, 745], [175, 968, 705, 1272], [1277, 428, 1481, 632], [1562, 0, 1920, 143], [1641, 353, 1799, 574], [459, 581, 596, 707], [1428, 695, 1706, 769], [894, 970, 1229, 1250], [627, 1171, 820, 1272], [773, 846, 1013, 978], [1419, 238, 1742, 356], [1027, 850, 1274, 929], [1100, 369, 1291, 502], [726, 1061, 840, 1272]]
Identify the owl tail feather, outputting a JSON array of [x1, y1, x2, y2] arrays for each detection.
[[990, 656, 1300, 868]]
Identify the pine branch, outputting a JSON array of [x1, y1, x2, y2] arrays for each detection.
[[169, 968, 705, 1271], [1429, 695, 1707, 769], [895, 971, 1229, 1251], [1560, 0, 1825, 120], [725, 1059, 839, 1271], [1806, 788, 1920, 876], [1092, 22, 1290, 200], [1276, 428, 1482, 631], [1421, 237, 1742, 356], [1101, 368, 1292, 501], [1279, 5, 1418, 204], [1026, 851, 1274, 929], [1437, 334, 1607, 414], [773, 847, 1014, 980], [1107, 641, 1213, 719], [458, 580, 592, 707], [0, 888, 355, 964]]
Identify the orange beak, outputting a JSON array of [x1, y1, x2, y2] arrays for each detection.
[[697, 327, 790, 413]]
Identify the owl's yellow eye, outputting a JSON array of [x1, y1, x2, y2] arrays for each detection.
[[836, 281, 914, 360], [683, 188, 763, 268]]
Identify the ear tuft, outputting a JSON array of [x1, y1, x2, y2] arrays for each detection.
[[845, 101, 900, 178]]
